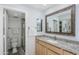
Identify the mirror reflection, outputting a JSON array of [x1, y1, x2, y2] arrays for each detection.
[[47, 10, 71, 33], [46, 5, 75, 35]]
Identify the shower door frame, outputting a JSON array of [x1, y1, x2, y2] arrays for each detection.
[[3, 7, 26, 55], [21, 19, 25, 51]]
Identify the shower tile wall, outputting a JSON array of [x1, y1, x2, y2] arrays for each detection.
[[7, 17, 21, 49]]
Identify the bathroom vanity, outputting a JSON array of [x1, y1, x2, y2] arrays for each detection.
[[35, 5, 77, 55], [35, 36, 79, 55]]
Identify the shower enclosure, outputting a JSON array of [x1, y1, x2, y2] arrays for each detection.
[[3, 9, 25, 55]]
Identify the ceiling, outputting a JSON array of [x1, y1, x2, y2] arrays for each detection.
[[6, 4, 57, 18], [23, 4, 58, 11]]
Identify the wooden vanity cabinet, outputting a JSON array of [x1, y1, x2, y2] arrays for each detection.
[[63, 50, 76, 55], [46, 49, 58, 55], [36, 40, 46, 55], [36, 39, 62, 55], [36, 39, 76, 55], [46, 42, 63, 55], [37, 43, 46, 55]]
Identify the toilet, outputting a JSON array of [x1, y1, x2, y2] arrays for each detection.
[[11, 37, 18, 53]]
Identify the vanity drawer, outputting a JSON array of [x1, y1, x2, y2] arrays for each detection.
[[46, 43, 63, 55]]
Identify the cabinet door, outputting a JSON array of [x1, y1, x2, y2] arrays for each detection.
[[46, 43, 63, 55], [36, 42, 46, 55], [38, 44, 46, 55], [46, 49, 58, 55], [36, 43, 40, 55]]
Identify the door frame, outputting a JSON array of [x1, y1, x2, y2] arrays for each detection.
[[2, 6, 27, 55]]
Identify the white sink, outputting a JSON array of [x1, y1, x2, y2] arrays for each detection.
[[46, 40, 58, 44]]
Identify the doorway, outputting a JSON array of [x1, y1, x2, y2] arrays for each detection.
[[4, 9, 26, 55]]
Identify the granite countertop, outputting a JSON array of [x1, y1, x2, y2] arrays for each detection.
[[36, 36, 79, 55]]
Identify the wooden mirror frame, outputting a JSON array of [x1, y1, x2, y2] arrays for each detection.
[[45, 5, 75, 36]]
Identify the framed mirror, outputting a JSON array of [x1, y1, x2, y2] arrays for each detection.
[[45, 5, 75, 36]]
